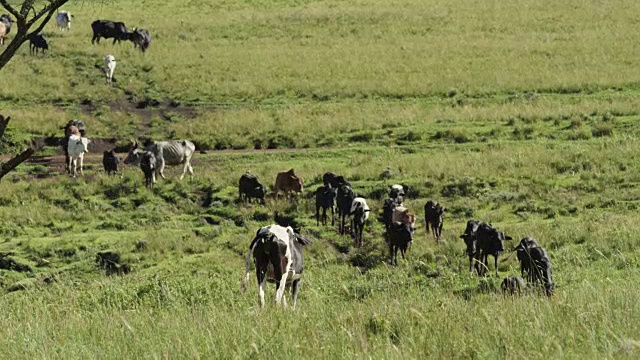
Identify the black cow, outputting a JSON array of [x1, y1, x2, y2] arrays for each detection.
[[315, 185, 337, 226], [515, 237, 554, 296], [336, 184, 355, 235], [388, 222, 414, 265], [91, 20, 132, 44], [241, 225, 311, 309], [102, 150, 119, 175], [139, 151, 157, 188], [60, 120, 86, 174], [29, 33, 48, 55], [475, 222, 513, 277], [460, 220, 481, 273], [424, 200, 445, 242], [322, 172, 350, 188], [131, 28, 151, 52], [238, 173, 267, 204]]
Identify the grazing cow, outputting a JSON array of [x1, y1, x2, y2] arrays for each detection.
[[424, 200, 445, 242], [91, 20, 132, 44], [322, 172, 350, 188], [131, 27, 151, 52], [241, 225, 311, 309], [501, 276, 525, 295], [315, 185, 337, 226], [239, 173, 267, 204], [350, 197, 370, 246], [382, 196, 403, 230], [515, 237, 554, 296], [104, 54, 116, 85], [56, 11, 72, 31], [336, 184, 355, 235], [460, 220, 481, 273], [67, 134, 90, 177], [29, 33, 48, 55], [475, 222, 513, 277], [139, 151, 157, 187], [123, 139, 195, 180], [389, 184, 405, 198], [388, 220, 415, 265], [274, 169, 303, 197], [102, 150, 119, 175]]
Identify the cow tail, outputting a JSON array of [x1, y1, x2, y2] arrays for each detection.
[[240, 238, 259, 293]]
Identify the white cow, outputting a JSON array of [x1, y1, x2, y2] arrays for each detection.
[[67, 134, 90, 177], [104, 55, 116, 85], [350, 197, 370, 246], [56, 11, 71, 31]]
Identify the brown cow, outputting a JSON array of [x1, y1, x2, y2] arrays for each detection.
[[274, 169, 303, 197], [392, 206, 416, 227]]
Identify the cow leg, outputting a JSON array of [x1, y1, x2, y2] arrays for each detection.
[[257, 269, 266, 308], [315, 206, 320, 226], [112, 38, 117, 45], [291, 279, 301, 310], [330, 205, 335, 226], [187, 162, 194, 176], [157, 158, 166, 179], [494, 254, 499, 277], [79, 155, 84, 176], [180, 161, 189, 180]]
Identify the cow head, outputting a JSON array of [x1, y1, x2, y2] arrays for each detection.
[[123, 141, 142, 165], [290, 176, 303, 193]]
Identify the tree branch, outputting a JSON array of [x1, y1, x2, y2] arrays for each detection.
[[0, 0, 22, 20], [27, 0, 67, 27], [19, 0, 35, 17], [27, 5, 58, 35], [0, 147, 35, 181]]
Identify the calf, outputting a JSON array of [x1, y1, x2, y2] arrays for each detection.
[[104, 54, 116, 85], [274, 169, 303, 198], [315, 185, 337, 226], [350, 197, 370, 247], [515, 237, 554, 296], [336, 184, 355, 235], [239, 173, 267, 204], [475, 222, 513, 277], [61, 120, 87, 174], [29, 33, 48, 55], [501, 276, 525, 295], [241, 225, 311, 309], [67, 134, 90, 177], [124, 139, 195, 180], [102, 150, 119, 175], [91, 20, 132, 44], [131, 27, 151, 52], [424, 200, 445, 242], [139, 151, 157, 187], [388, 221, 415, 265], [56, 11, 72, 31]]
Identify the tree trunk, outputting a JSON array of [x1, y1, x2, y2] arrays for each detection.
[[0, 147, 35, 180]]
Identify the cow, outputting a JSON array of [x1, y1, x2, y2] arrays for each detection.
[[239, 173, 267, 204], [350, 197, 370, 247], [139, 151, 157, 188], [460, 220, 481, 273], [67, 134, 90, 177], [61, 120, 87, 174], [241, 225, 311, 309], [104, 54, 116, 85], [274, 169, 303, 198], [515, 237, 554, 296], [501, 276, 525, 296], [102, 150, 119, 175], [381, 197, 403, 231], [392, 206, 416, 227], [29, 33, 48, 55], [322, 172, 349, 188], [388, 220, 415, 265], [475, 222, 513, 277], [123, 139, 195, 180], [336, 184, 355, 235], [56, 11, 72, 31], [424, 200, 445, 242], [315, 185, 337, 226], [131, 27, 151, 52], [91, 20, 132, 45], [390, 184, 405, 198], [0, 14, 11, 46]]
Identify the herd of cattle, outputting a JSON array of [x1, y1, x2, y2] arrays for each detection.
[[57, 119, 555, 308], [0, 12, 151, 85]]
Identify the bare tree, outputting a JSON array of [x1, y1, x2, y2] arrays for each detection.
[[0, 0, 69, 70], [0, 115, 44, 181]]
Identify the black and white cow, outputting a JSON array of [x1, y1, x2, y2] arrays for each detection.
[[241, 225, 311, 309], [56, 11, 72, 31]]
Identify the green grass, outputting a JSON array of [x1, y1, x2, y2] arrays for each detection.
[[2, 0, 640, 357]]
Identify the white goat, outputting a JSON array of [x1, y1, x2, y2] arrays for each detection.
[[56, 11, 71, 31], [104, 54, 116, 85], [67, 135, 90, 177]]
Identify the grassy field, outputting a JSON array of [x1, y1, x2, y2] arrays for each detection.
[[2, 0, 640, 358]]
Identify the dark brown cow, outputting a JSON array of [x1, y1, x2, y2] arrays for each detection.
[[274, 169, 303, 197], [424, 200, 445, 243]]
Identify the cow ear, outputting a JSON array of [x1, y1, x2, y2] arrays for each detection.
[[505, 235, 513, 241]]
